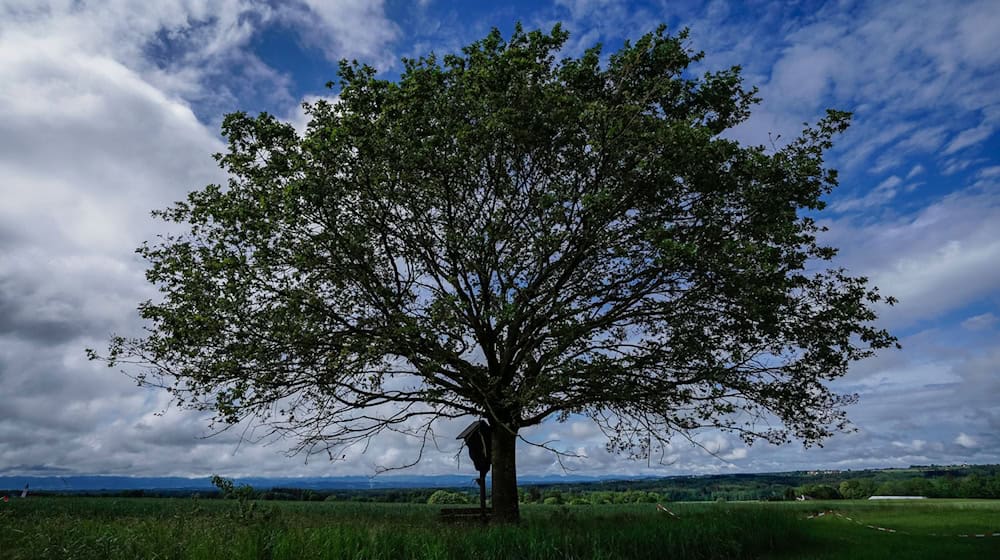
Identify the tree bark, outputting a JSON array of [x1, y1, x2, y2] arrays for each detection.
[[490, 423, 520, 523]]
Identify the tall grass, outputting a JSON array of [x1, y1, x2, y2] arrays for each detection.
[[1, 497, 997, 559]]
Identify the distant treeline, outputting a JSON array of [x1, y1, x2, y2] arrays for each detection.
[[6, 464, 999, 503], [524, 464, 1000, 503]]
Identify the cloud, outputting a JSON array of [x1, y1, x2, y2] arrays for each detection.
[[768, 45, 842, 107], [0, 7, 228, 357], [954, 433, 978, 448], [699, 0, 1000, 185], [276, 0, 399, 67], [820, 179, 1000, 328], [829, 175, 904, 213], [906, 164, 926, 179], [822, 330, 1000, 467], [0, 0, 406, 478], [543, 0, 659, 57], [722, 448, 749, 461], [892, 439, 927, 452], [962, 313, 998, 331], [977, 166, 1000, 179], [944, 119, 997, 155], [1, 1, 286, 120]]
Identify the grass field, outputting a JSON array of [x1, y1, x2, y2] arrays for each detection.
[[1, 497, 997, 559]]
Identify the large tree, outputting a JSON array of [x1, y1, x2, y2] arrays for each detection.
[[97, 24, 896, 522]]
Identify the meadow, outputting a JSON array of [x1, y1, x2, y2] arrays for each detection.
[[1, 497, 998, 559]]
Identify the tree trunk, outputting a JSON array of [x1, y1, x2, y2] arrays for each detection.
[[490, 423, 520, 523]]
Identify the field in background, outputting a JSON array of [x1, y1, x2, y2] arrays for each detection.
[[1, 497, 997, 559]]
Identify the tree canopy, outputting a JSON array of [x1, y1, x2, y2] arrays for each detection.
[[96, 23, 897, 521]]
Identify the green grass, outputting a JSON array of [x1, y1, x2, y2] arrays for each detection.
[[762, 499, 1000, 559], [0, 497, 997, 559]]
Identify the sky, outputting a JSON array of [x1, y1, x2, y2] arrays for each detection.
[[1, 0, 998, 481]]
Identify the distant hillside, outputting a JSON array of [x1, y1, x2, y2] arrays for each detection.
[[2, 464, 997, 502], [0, 473, 610, 492]]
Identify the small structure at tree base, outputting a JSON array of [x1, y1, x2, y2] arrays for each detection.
[[440, 420, 493, 522]]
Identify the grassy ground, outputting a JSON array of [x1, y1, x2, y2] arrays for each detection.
[[0, 497, 997, 559], [765, 499, 1000, 559]]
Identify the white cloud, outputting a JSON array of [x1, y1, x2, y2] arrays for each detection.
[[977, 166, 1000, 179], [954, 433, 978, 448], [892, 439, 927, 452], [722, 448, 749, 461], [878, 238, 1000, 318], [768, 45, 842, 106], [0, 0, 407, 479], [279, 0, 399, 67], [962, 312, 998, 331], [0, 2, 241, 479], [944, 120, 996, 155], [830, 175, 903, 213], [821, 180, 1000, 327], [718, 0, 1000, 179], [1, 1, 285, 113], [941, 156, 986, 176]]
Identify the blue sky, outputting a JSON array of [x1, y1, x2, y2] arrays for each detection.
[[0, 0, 998, 479]]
